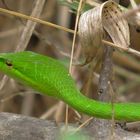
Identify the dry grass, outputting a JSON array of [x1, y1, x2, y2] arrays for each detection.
[[0, 0, 140, 138]]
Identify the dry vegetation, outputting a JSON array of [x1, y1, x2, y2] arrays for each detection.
[[0, 0, 140, 139]]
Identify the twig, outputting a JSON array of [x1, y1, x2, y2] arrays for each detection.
[[115, 66, 140, 81], [0, 26, 23, 38], [102, 40, 140, 57], [55, 101, 66, 123], [21, 91, 35, 116], [0, 75, 9, 91], [113, 53, 140, 72], [126, 121, 140, 131], [15, 0, 45, 51], [0, 93, 19, 103], [40, 104, 58, 119], [69, 0, 84, 76], [0, 8, 74, 34], [74, 117, 93, 132]]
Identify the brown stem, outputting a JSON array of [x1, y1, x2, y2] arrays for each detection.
[[98, 46, 114, 101]]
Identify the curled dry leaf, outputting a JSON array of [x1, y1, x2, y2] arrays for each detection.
[[78, 4, 103, 63], [78, 0, 130, 62]]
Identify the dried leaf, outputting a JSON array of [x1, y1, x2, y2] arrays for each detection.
[[78, 5, 104, 62], [78, 1, 130, 63], [102, 1, 130, 48]]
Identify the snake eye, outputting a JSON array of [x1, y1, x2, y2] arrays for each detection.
[[5, 60, 13, 67]]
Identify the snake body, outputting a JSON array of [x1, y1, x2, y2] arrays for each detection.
[[0, 51, 140, 121]]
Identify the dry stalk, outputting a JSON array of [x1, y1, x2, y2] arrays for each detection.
[[0, 26, 23, 38], [74, 117, 93, 132], [0, 8, 74, 33], [40, 103, 58, 119], [69, 0, 85, 73], [130, 0, 137, 8], [15, 0, 45, 52], [55, 101, 66, 122]]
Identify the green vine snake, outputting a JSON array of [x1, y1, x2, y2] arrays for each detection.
[[0, 51, 140, 121]]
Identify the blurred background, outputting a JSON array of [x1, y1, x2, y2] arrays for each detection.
[[0, 0, 140, 124]]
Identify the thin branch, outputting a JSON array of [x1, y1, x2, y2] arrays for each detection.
[[102, 40, 140, 57], [74, 117, 93, 132], [98, 46, 114, 101], [0, 8, 74, 34]]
